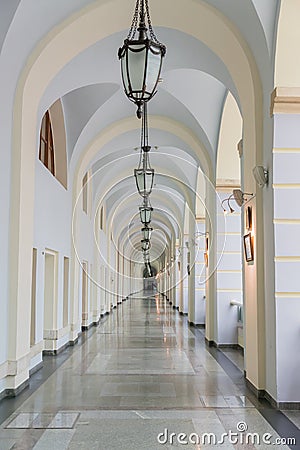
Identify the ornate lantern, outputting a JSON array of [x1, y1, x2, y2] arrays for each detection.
[[139, 204, 153, 225], [142, 226, 152, 240], [118, 0, 166, 118]]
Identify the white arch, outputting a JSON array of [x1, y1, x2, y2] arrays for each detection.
[[8, 0, 263, 391]]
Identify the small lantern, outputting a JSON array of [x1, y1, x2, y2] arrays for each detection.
[[143, 250, 150, 263], [134, 103, 154, 196], [134, 167, 154, 197], [141, 239, 151, 251], [145, 262, 153, 277], [139, 204, 153, 225], [142, 226, 152, 240]]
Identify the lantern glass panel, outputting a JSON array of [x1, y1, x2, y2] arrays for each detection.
[[142, 227, 152, 240], [139, 207, 152, 224], [142, 240, 150, 251], [121, 55, 129, 96], [145, 208, 151, 223], [145, 169, 154, 195], [128, 45, 146, 97], [135, 168, 154, 197], [135, 170, 144, 194], [145, 46, 162, 95]]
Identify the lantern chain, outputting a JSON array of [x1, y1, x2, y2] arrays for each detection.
[[127, 0, 140, 40], [144, 0, 166, 50], [127, 0, 166, 52]]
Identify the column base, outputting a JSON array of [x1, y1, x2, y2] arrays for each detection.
[[188, 321, 205, 328], [4, 378, 29, 399]]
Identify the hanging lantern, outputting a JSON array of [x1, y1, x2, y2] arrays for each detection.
[[141, 239, 151, 251], [146, 262, 153, 277], [118, 0, 166, 117], [139, 204, 153, 225], [134, 166, 154, 197], [143, 250, 150, 263], [134, 103, 154, 196], [142, 226, 152, 240]]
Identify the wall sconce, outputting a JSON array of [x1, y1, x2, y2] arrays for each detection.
[[221, 195, 235, 214], [221, 190, 254, 214], [232, 189, 254, 207], [253, 166, 268, 188]]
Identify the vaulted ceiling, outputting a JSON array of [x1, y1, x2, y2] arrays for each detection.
[[0, 0, 280, 264]]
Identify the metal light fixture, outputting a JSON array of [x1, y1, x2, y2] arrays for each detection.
[[143, 249, 150, 262], [221, 195, 235, 214], [141, 239, 151, 251], [134, 103, 154, 196], [221, 190, 254, 214], [232, 189, 254, 207], [142, 226, 152, 240], [144, 261, 152, 277], [139, 197, 153, 225], [118, 0, 166, 118], [139, 205, 152, 224], [147, 262, 153, 277]]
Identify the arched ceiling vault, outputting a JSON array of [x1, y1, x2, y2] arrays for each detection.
[[108, 193, 183, 248], [1, 0, 280, 272]]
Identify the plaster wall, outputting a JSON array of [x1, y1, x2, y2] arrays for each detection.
[[273, 113, 300, 402], [216, 192, 242, 345], [194, 221, 206, 324], [33, 160, 72, 348]]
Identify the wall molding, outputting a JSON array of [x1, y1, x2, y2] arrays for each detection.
[[271, 87, 300, 115], [216, 180, 240, 190]]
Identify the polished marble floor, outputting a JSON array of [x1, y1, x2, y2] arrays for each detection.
[[0, 294, 299, 449]]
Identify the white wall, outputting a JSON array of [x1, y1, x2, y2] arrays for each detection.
[[0, 157, 10, 365], [272, 113, 300, 403], [216, 191, 243, 345], [194, 220, 206, 324], [33, 160, 72, 346]]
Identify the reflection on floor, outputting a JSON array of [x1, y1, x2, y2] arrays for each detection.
[[0, 294, 299, 449]]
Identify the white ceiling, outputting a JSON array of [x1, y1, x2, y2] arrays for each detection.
[[0, 0, 280, 262]]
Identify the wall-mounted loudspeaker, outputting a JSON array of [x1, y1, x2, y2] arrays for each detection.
[[232, 189, 244, 207], [253, 166, 268, 188]]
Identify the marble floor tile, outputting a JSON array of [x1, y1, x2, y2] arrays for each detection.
[[31, 414, 54, 429], [7, 430, 44, 449], [6, 413, 39, 429], [48, 412, 79, 429], [200, 395, 229, 408], [33, 430, 75, 450], [0, 439, 16, 450], [0, 295, 294, 450], [100, 382, 176, 398]]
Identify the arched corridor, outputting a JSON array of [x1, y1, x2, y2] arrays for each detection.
[[1, 0, 300, 447], [0, 294, 299, 448]]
